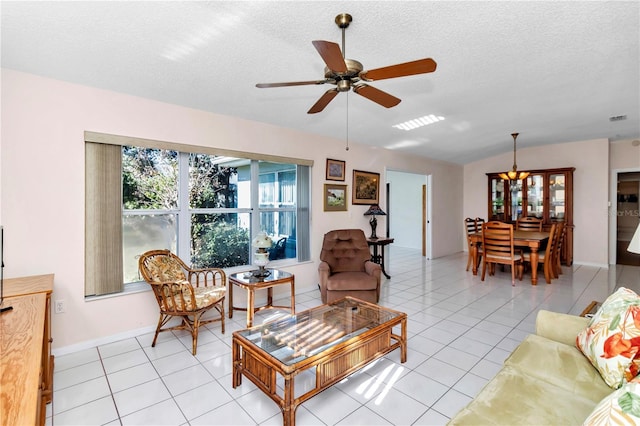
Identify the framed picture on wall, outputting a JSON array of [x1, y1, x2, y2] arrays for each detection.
[[352, 170, 380, 205], [324, 184, 348, 211], [326, 158, 346, 181]]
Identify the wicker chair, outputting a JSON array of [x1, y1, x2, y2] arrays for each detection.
[[138, 250, 226, 355]]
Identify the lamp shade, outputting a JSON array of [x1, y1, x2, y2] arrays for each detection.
[[628, 223, 640, 254], [364, 205, 386, 216], [252, 231, 272, 249]]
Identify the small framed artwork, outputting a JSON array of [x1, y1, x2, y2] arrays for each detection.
[[326, 158, 346, 181], [352, 170, 380, 205], [324, 184, 348, 211]]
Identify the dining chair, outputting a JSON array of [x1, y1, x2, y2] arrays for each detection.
[[552, 222, 565, 277], [516, 217, 543, 231], [138, 249, 226, 355], [481, 221, 524, 286], [465, 218, 480, 271], [523, 223, 557, 284]]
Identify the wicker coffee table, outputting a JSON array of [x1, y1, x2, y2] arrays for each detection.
[[232, 297, 407, 426]]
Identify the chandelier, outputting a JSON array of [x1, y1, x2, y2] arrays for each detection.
[[498, 133, 529, 181]]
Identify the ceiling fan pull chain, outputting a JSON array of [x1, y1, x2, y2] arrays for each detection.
[[346, 92, 350, 151]]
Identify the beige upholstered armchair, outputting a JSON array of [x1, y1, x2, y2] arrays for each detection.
[[138, 250, 226, 355], [318, 229, 382, 304]]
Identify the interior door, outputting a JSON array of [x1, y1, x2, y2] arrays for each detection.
[[422, 184, 427, 257]]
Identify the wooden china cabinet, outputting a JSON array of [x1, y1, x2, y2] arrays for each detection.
[[487, 167, 574, 265]]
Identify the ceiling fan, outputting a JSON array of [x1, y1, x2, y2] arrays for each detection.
[[256, 13, 437, 114]]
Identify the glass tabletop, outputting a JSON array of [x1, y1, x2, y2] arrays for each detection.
[[235, 298, 401, 365], [229, 269, 293, 284]]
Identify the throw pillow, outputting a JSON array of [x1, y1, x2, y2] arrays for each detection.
[[576, 287, 640, 389], [583, 376, 640, 425]]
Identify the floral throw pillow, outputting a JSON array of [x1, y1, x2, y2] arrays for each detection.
[[583, 376, 640, 425], [576, 287, 640, 389]]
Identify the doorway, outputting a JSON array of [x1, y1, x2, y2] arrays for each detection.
[[386, 170, 431, 258], [616, 172, 640, 266]]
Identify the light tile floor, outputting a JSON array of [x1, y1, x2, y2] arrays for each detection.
[[48, 247, 640, 425]]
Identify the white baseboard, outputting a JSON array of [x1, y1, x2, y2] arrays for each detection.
[[52, 324, 157, 357], [573, 261, 610, 269]]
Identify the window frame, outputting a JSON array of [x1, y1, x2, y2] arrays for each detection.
[[85, 131, 313, 297]]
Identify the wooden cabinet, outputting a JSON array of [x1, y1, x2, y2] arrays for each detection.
[[487, 167, 574, 265], [1, 274, 54, 426]]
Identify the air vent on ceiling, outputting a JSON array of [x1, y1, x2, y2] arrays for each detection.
[[609, 115, 627, 122]]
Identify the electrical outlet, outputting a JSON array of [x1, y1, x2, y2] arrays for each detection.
[[55, 299, 65, 314]]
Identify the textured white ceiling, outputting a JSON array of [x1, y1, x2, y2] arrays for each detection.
[[2, 1, 639, 164]]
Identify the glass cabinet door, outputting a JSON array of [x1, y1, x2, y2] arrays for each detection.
[[549, 173, 566, 221], [526, 174, 544, 218], [491, 178, 505, 221], [510, 181, 523, 221], [490, 178, 506, 221]]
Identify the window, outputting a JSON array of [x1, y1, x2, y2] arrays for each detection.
[[85, 132, 312, 296]]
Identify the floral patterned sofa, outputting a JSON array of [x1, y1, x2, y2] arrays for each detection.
[[449, 288, 640, 425]]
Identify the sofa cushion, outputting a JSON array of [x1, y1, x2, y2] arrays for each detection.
[[582, 376, 640, 425], [505, 334, 612, 402], [447, 365, 603, 425], [576, 287, 640, 389]]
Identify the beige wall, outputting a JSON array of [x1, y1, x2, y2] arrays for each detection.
[[611, 139, 640, 171], [1, 69, 463, 352], [463, 138, 610, 266]]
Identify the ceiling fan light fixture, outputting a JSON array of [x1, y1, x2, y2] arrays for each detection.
[[336, 80, 351, 92]]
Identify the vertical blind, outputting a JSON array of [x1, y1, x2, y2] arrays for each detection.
[[85, 142, 124, 296]]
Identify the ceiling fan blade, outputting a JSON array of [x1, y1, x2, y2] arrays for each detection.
[[308, 89, 339, 114], [353, 84, 401, 108], [256, 80, 329, 88], [312, 40, 348, 73], [360, 58, 437, 81]]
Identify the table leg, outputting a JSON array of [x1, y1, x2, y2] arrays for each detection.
[[290, 277, 296, 314], [471, 241, 479, 275], [267, 287, 273, 307], [529, 247, 539, 286], [371, 244, 391, 279], [247, 289, 255, 328], [232, 338, 242, 387], [282, 375, 296, 426], [400, 318, 407, 363], [380, 245, 391, 279], [228, 280, 234, 318]]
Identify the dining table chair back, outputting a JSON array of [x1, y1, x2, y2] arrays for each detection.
[[523, 223, 557, 284], [553, 222, 566, 277], [516, 217, 543, 232], [481, 221, 523, 286]]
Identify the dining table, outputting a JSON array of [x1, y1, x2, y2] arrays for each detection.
[[469, 230, 550, 285]]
